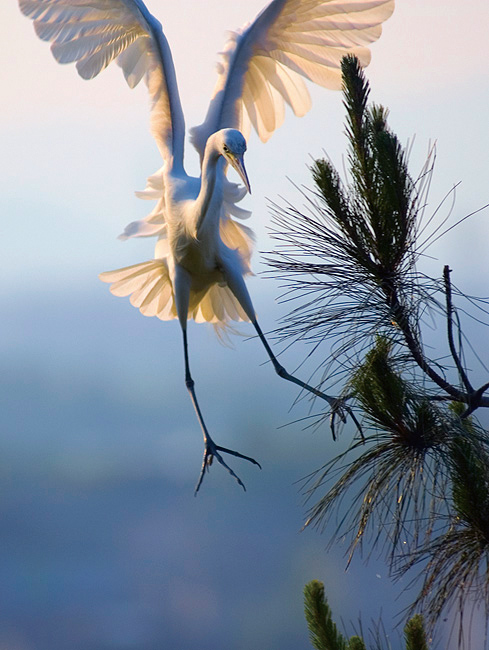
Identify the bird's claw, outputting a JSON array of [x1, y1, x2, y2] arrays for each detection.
[[194, 438, 262, 495], [329, 397, 364, 441], [330, 398, 348, 424]]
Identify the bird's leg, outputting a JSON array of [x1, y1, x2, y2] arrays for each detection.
[[181, 328, 261, 494], [222, 264, 355, 436], [251, 319, 355, 432], [251, 319, 338, 406]]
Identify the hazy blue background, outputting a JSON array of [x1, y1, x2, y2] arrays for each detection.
[[2, 1, 489, 648]]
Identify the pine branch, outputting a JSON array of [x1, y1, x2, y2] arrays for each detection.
[[347, 637, 366, 650], [303, 583, 431, 650], [304, 581, 347, 650], [273, 56, 489, 645], [268, 55, 489, 414], [404, 615, 429, 650]]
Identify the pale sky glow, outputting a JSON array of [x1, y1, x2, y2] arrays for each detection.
[[2, 2, 489, 648], [3, 0, 489, 290]]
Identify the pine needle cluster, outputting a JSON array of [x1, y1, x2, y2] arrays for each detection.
[[303, 580, 429, 650], [405, 413, 489, 633], [303, 337, 453, 565], [267, 56, 438, 384]]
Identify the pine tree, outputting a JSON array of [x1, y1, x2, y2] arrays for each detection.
[[269, 56, 489, 645]]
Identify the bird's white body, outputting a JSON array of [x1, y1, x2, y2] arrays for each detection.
[[19, 0, 394, 489], [103, 130, 254, 326]]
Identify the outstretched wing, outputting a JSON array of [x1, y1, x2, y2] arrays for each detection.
[[19, 0, 186, 171], [190, 0, 394, 154]]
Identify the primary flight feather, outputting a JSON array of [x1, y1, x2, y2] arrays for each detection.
[[19, 0, 394, 491]]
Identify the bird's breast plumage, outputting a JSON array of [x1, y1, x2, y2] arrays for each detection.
[[166, 207, 220, 279]]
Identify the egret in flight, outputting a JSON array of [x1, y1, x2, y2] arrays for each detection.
[[19, 0, 394, 492]]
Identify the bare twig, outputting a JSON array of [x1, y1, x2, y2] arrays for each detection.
[[443, 265, 473, 393]]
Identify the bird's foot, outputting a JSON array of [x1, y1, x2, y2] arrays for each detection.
[[194, 436, 261, 495], [329, 397, 363, 441]]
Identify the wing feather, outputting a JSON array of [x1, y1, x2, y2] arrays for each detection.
[[258, 56, 312, 118], [117, 37, 149, 87], [19, 0, 185, 169], [190, 0, 394, 153], [272, 46, 370, 88], [246, 60, 278, 136]]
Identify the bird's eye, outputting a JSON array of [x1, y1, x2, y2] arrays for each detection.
[[223, 145, 229, 153]]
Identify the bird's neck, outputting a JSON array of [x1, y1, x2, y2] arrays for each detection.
[[195, 144, 225, 234]]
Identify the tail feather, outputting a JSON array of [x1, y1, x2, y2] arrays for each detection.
[[220, 285, 246, 321], [210, 286, 225, 322], [194, 284, 249, 325], [155, 283, 174, 320], [130, 274, 163, 309], [100, 260, 250, 328], [99, 260, 177, 321], [100, 261, 159, 291], [138, 276, 171, 316]]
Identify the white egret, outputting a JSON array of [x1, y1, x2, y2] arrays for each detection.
[[19, 0, 394, 492]]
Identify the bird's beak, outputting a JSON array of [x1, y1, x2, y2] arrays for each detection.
[[229, 154, 251, 195]]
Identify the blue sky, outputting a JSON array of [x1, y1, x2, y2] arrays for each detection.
[[2, 1, 489, 648]]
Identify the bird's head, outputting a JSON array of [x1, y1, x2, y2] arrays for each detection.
[[218, 129, 251, 194]]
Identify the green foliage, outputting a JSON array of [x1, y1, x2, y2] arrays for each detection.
[[267, 53, 436, 378], [347, 637, 367, 650], [304, 580, 347, 650], [450, 434, 489, 537], [408, 423, 489, 629], [447, 408, 489, 537], [349, 337, 445, 449], [272, 54, 489, 648], [303, 581, 430, 650], [311, 56, 416, 288], [304, 337, 451, 563], [341, 56, 415, 278], [404, 615, 429, 650]]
